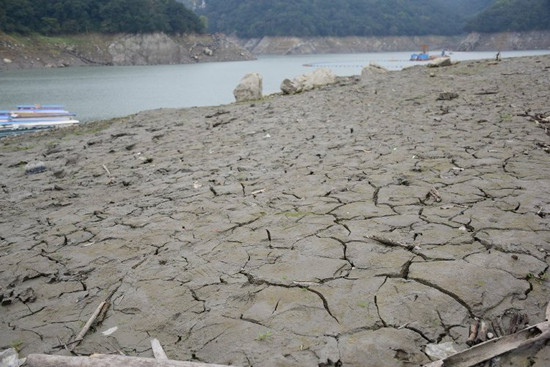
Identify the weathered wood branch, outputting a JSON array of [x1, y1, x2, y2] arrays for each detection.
[[423, 320, 550, 367], [70, 285, 120, 351], [25, 354, 234, 367], [151, 339, 168, 361], [367, 235, 416, 251], [69, 301, 108, 351]]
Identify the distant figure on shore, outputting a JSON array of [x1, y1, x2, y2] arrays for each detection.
[[496, 51, 501, 61], [441, 49, 446, 57]]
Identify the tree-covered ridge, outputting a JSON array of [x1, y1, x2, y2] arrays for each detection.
[[465, 0, 550, 32], [197, 0, 468, 38], [0, 0, 204, 35], [196, 0, 548, 37]]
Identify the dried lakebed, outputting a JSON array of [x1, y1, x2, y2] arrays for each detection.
[[1, 55, 550, 366]]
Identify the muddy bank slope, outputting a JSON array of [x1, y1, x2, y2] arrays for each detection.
[[1, 55, 549, 366], [0, 32, 254, 70]]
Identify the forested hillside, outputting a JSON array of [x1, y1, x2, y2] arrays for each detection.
[[194, 0, 494, 38], [466, 0, 550, 32], [0, 0, 204, 35], [2, 0, 548, 39]]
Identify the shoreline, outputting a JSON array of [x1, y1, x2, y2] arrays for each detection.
[[1, 54, 549, 366], [2, 30, 550, 71]]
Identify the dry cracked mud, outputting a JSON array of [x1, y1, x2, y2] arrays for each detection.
[[1, 55, 550, 366]]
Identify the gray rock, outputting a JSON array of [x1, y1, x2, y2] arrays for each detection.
[[361, 62, 389, 79], [25, 161, 46, 174], [428, 57, 452, 68], [280, 67, 336, 94], [233, 72, 263, 102]]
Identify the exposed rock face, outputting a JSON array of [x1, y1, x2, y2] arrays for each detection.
[[236, 31, 550, 55], [0, 32, 255, 70], [233, 72, 263, 102], [280, 67, 336, 94], [239, 35, 461, 55], [457, 32, 481, 52], [109, 33, 184, 65], [457, 31, 550, 51]]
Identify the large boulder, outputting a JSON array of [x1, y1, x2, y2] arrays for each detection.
[[427, 57, 452, 68], [361, 62, 389, 79], [233, 72, 263, 102], [280, 67, 336, 95]]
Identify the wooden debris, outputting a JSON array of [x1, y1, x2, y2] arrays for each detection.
[[70, 301, 108, 352], [69, 286, 120, 351], [423, 319, 550, 367], [426, 187, 442, 202], [476, 320, 488, 344], [367, 235, 416, 251], [102, 165, 111, 176], [466, 319, 479, 346], [25, 354, 234, 367], [151, 339, 168, 361]]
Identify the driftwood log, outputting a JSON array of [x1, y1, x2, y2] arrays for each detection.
[[25, 354, 233, 367], [424, 320, 550, 367]]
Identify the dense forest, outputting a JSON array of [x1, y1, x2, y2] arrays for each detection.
[[465, 0, 550, 33], [1, 0, 549, 38], [0, 0, 204, 34], [195, 0, 549, 37], [193, 0, 489, 38]]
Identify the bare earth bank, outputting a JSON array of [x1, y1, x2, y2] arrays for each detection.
[[0, 55, 549, 366]]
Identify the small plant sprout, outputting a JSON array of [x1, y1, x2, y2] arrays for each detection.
[[257, 330, 271, 341]]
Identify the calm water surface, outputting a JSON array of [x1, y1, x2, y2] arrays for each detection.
[[1, 50, 549, 123]]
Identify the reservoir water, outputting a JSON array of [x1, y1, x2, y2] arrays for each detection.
[[1, 50, 549, 123]]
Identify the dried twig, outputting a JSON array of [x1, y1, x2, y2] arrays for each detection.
[[367, 235, 416, 251], [70, 301, 108, 351], [102, 164, 111, 176], [69, 285, 120, 351]]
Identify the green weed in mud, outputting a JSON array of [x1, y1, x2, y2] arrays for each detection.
[[277, 211, 315, 218], [500, 113, 514, 121], [0, 141, 32, 152], [258, 331, 271, 341], [10, 340, 23, 352]]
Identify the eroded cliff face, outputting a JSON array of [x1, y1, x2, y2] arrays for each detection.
[[236, 31, 550, 55], [456, 31, 550, 51], [0, 32, 254, 70]]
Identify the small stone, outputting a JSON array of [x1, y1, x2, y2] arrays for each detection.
[[25, 161, 46, 174], [437, 92, 459, 101], [17, 287, 36, 303], [511, 254, 519, 260]]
